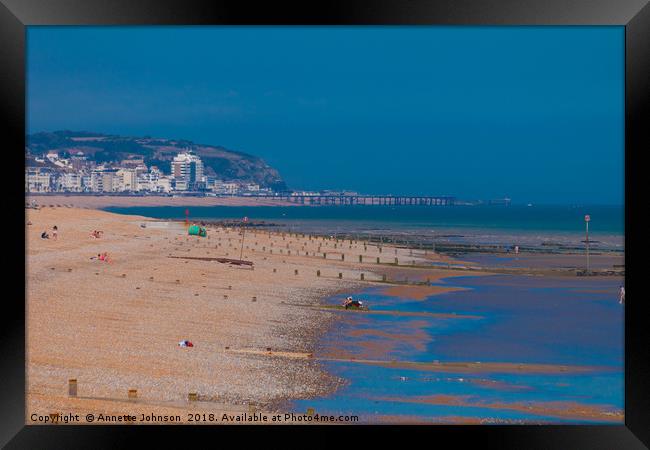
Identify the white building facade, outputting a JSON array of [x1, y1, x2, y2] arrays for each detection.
[[171, 151, 204, 191]]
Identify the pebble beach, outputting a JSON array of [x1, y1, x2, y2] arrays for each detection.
[[26, 206, 455, 423]]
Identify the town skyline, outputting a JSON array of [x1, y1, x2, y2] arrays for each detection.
[[24, 128, 623, 206]]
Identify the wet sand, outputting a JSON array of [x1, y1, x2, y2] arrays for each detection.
[[376, 394, 623, 423], [458, 252, 624, 270], [26, 206, 467, 424], [216, 348, 604, 374], [379, 285, 466, 300]]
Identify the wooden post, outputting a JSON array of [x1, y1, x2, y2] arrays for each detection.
[[317, 270, 321, 277], [323, 252, 327, 259], [358, 255, 363, 263], [338, 272, 342, 279], [128, 389, 137, 399], [68, 379, 77, 397], [341, 254, 345, 261], [252, 296, 257, 302], [294, 269, 298, 275], [360, 273, 365, 281], [376, 257, 380, 264], [382, 274, 387, 282], [188, 392, 198, 402], [395, 257, 398, 265]]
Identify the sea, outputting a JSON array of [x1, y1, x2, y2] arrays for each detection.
[[293, 275, 624, 424], [105, 204, 624, 251]]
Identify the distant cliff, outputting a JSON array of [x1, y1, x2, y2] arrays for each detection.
[[26, 130, 287, 191]]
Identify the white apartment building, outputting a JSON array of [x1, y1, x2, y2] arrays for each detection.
[[26, 169, 51, 192], [173, 179, 189, 191], [135, 168, 172, 193], [156, 176, 172, 193], [116, 169, 138, 192], [90, 168, 119, 192], [60, 172, 83, 192], [222, 182, 239, 195], [210, 179, 222, 194], [171, 150, 204, 190], [81, 174, 92, 191]]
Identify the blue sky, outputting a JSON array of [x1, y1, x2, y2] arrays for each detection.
[[27, 26, 624, 204]]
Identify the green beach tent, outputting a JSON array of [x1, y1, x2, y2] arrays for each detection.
[[188, 225, 207, 237]]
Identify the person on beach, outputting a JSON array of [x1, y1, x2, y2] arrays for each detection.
[[619, 286, 625, 304], [52, 226, 58, 240], [514, 245, 519, 255], [343, 296, 363, 309], [40, 231, 49, 239]]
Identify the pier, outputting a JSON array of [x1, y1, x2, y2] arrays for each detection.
[[252, 194, 455, 206]]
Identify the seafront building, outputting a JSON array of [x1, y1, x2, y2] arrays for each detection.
[[90, 168, 119, 192], [25, 168, 52, 192], [171, 150, 204, 191], [60, 172, 83, 192], [25, 149, 267, 196]]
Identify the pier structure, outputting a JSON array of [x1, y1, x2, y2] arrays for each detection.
[[251, 194, 455, 206]]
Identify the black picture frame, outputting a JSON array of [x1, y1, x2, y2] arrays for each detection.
[[1, 0, 647, 448]]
